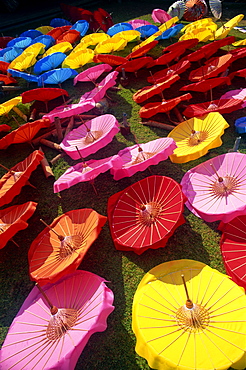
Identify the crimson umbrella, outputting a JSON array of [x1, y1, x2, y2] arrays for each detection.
[[107, 175, 186, 254], [0, 124, 11, 132], [147, 60, 191, 84], [0, 201, 37, 249], [0, 61, 10, 74], [0, 36, 14, 48], [93, 54, 127, 66], [93, 8, 114, 32], [47, 25, 71, 40], [188, 54, 233, 82], [21, 87, 69, 111], [0, 74, 17, 85], [187, 36, 235, 62], [0, 150, 44, 207], [115, 56, 154, 74], [126, 40, 158, 60], [56, 29, 81, 44], [180, 76, 231, 93], [164, 38, 199, 53], [148, 48, 184, 68], [183, 98, 244, 118]]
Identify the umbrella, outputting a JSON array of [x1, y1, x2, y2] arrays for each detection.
[[149, 48, 185, 68], [116, 56, 153, 74], [80, 71, 119, 103], [94, 37, 127, 54], [167, 1, 186, 19], [180, 152, 246, 223], [50, 17, 72, 27], [0, 96, 22, 116], [135, 25, 159, 39], [23, 42, 46, 57], [182, 98, 244, 118], [28, 208, 107, 285], [36, 25, 53, 34], [209, 0, 222, 19], [183, 0, 208, 22], [187, 36, 235, 62], [60, 114, 120, 160], [220, 88, 246, 109], [163, 37, 199, 53], [0, 36, 14, 48], [155, 24, 184, 40], [235, 116, 246, 134], [112, 30, 141, 43], [107, 22, 133, 36], [110, 137, 176, 180], [0, 74, 17, 85], [56, 29, 81, 44], [108, 175, 186, 254], [167, 112, 229, 163], [7, 36, 32, 49], [0, 270, 114, 370], [8, 52, 37, 72], [213, 14, 244, 40], [47, 25, 72, 41], [219, 215, 246, 290], [179, 27, 216, 43], [43, 41, 73, 56], [62, 49, 94, 69], [21, 87, 69, 112], [152, 9, 172, 23], [30, 35, 55, 49], [93, 54, 127, 66], [180, 76, 231, 93], [0, 47, 23, 63], [0, 150, 44, 208], [54, 155, 118, 193], [20, 29, 43, 39], [93, 8, 114, 32], [0, 124, 11, 132], [37, 68, 78, 86], [7, 69, 39, 83], [73, 63, 112, 85], [147, 60, 191, 84], [132, 259, 246, 370], [126, 40, 158, 60], [128, 19, 153, 29], [0, 118, 51, 149], [70, 19, 89, 36], [34, 52, 67, 74], [0, 60, 10, 73], [188, 54, 233, 82], [0, 201, 37, 249], [79, 33, 110, 48]]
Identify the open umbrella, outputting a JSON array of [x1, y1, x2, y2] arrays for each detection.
[[8, 52, 37, 72], [34, 52, 67, 74], [132, 259, 246, 370], [0, 270, 114, 370], [152, 9, 172, 23], [37, 68, 78, 86], [56, 29, 81, 44], [70, 19, 89, 36], [167, 112, 229, 163], [0, 150, 44, 208], [36, 25, 53, 34], [107, 22, 133, 36], [80, 33, 110, 48], [108, 175, 186, 254], [0, 60, 10, 73], [156, 24, 184, 40], [128, 19, 152, 29], [135, 25, 159, 39], [110, 137, 176, 180], [180, 76, 231, 93], [7, 69, 39, 83], [74, 63, 112, 85], [23, 42, 46, 57], [93, 53, 127, 66], [0, 201, 37, 249], [183, 98, 244, 118], [47, 25, 72, 41], [213, 14, 244, 40], [187, 36, 235, 62], [188, 54, 233, 82], [183, 0, 208, 21], [0, 124, 11, 133], [220, 88, 246, 109], [126, 40, 158, 60], [62, 49, 94, 69], [112, 30, 141, 43], [30, 35, 55, 49], [94, 37, 127, 54], [0, 96, 22, 116], [167, 1, 186, 19], [43, 41, 73, 57], [0, 46, 23, 63], [0, 74, 17, 85], [28, 208, 107, 285], [235, 116, 246, 134], [80, 71, 119, 103], [21, 87, 69, 111], [147, 60, 191, 84], [7, 36, 32, 49], [116, 56, 153, 75], [180, 152, 246, 223], [148, 48, 184, 68], [50, 18, 72, 27], [60, 114, 120, 160]]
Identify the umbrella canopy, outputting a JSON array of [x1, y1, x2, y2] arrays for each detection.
[[36, 25, 53, 34], [183, 0, 208, 21], [0, 96, 22, 116], [0, 124, 11, 133], [30, 35, 55, 49], [0, 74, 17, 85], [213, 14, 244, 40], [148, 48, 184, 68], [8, 52, 37, 72], [126, 40, 158, 60], [112, 30, 141, 43], [50, 17, 72, 27], [152, 8, 172, 23], [187, 36, 235, 62], [0, 201, 37, 249], [167, 1, 186, 19], [34, 52, 67, 74], [0, 60, 10, 73], [0, 46, 23, 63], [93, 8, 113, 32], [47, 25, 72, 41], [54, 155, 117, 193], [209, 0, 222, 19], [43, 41, 73, 56], [156, 24, 184, 40], [62, 49, 94, 69], [235, 116, 246, 134], [220, 88, 246, 109], [135, 24, 159, 39], [23, 42, 46, 57], [70, 19, 89, 36], [128, 19, 152, 29], [21, 87, 68, 105], [0, 270, 114, 370], [94, 37, 127, 54], [107, 175, 186, 254], [147, 60, 191, 84], [7, 36, 32, 49], [183, 98, 244, 118], [110, 137, 176, 180], [107, 22, 133, 36], [0, 150, 44, 208], [60, 114, 120, 160], [180, 152, 246, 223], [0, 118, 51, 149], [180, 76, 231, 93], [28, 208, 107, 285], [132, 259, 246, 370], [56, 29, 81, 44], [168, 112, 229, 163], [38, 68, 78, 86], [80, 33, 110, 48], [74, 63, 112, 85], [188, 54, 233, 82], [116, 56, 153, 74], [93, 53, 127, 66], [7, 69, 39, 83]]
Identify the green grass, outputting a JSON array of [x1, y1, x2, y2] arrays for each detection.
[[0, 1, 246, 369]]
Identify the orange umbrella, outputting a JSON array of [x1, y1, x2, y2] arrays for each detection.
[[189, 54, 233, 82], [0, 150, 44, 208], [28, 208, 107, 286], [93, 54, 128, 66], [0, 201, 37, 249]]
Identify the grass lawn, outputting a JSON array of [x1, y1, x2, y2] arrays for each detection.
[[0, 1, 246, 369]]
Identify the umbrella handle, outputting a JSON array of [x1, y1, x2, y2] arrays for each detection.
[[36, 283, 58, 315]]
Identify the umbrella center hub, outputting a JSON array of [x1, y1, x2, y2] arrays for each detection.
[[0, 223, 9, 232], [59, 235, 84, 258], [132, 151, 154, 165], [212, 175, 239, 196], [176, 303, 210, 332], [189, 130, 208, 146], [138, 202, 161, 225], [83, 130, 103, 144], [46, 308, 78, 340]]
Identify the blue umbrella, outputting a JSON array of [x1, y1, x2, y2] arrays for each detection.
[[235, 117, 246, 134], [156, 24, 184, 40], [38, 68, 78, 86], [7, 37, 32, 49], [107, 22, 133, 36], [34, 52, 67, 74], [0, 47, 23, 63], [50, 18, 72, 27], [71, 20, 89, 36], [135, 24, 159, 38], [7, 69, 39, 83], [20, 29, 43, 39], [30, 35, 55, 50]]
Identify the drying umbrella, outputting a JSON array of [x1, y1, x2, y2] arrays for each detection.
[[0, 124, 11, 133], [62, 49, 94, 69], [94, 37, 127, 54], [147, 60, 191, 83], [220, 88, 246, 109], [93, 53, 127, 66], [7, 36, 33, 49], [188, 54, 233, 82], [34, 52, 67, 74], [152, 9, 172, 23], [0, 36, 14, 48], [21, 87, 69, 111], [167, 1, 186, 19], [219, 215, 246, 290], [50, 17, 72, 27], [0, 60, 10, 73], [187, 36, 235, 62], [135, 25, 159, 39], [60, 114, 120, 160], [80, 71, 119, 103], [182, 98, 244, 118], [180, 152, 246, 223], [167, 112, 229, 163], [8, 52, 37, 72], [0, 201, 37, 249], [56, 29, 81, 44], [43, 41, 73, 56], [110, 137, 176, 180], [112, 30, 141, 43], [183, 0, 208, 21], [7, 69, 39, 84], [70, 20, 89, 36], [126, 40, 158, 60], [47, 25, 72, 41], [132, 259, 246, 370], [213, 14, 244, 40], [74, 63, 112, 85], [235, 117, 246, 134], [28, 208, 107, 285], [0, 47, 23, 63], [0, 270, 114, 370], [128, 19, 152, 29], [107, 22, 133, 36], [0, 150, 44, 208], [0, 74, 18, 85], [37, 68, 78, 87], [36, 25, 53, 34], [180, 76, 231, 93], [108, 175, 186, 254], [30, 35, 55, 49], [116, 56, 153, 76], [0, 96, 22, 116]]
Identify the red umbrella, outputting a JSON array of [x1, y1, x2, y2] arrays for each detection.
[[0, 150, 44, 207], [126, 40, 158, 60], [47, 25, 71, 40], [93, 8, 114, 32], [219, 215, 246, 290], [107, 175, 186, 254], [163, 38, 199, 53], [56, 29, 81, 44], [0, 36, 14, 48], [0, 124, 11, 132], [0, 74, 18, 85], [93, 54, 128, 66], [21, 87, 69, 112], [0, 61, 10, 74], [187, 36, 235, 62], [115, 56, 154, 74], [133, 74, 180, 104], [139, 93, 192, 119], [188, 54, 233, 82], [229, 68, 246, 81], [180, 76, 231, 93], [183, 98, 244, 118], [147, 60, 191, 84], [0, 201, 37, 249], [183, 0, 208, 21], [148, 48, 184, 68]]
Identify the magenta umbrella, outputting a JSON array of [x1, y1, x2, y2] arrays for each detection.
[[43, 98, 95, 122], [151, 8, 172, 23], [60, 114, 120, 159], [0, 270, 114, 370], [220, 88, 246, 109], [73, 63, 113, 85], [110, 137, 176, 180], [128, 19, 152, 29], [180, 152, 246, 223]]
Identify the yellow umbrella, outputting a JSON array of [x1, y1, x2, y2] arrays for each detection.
[[80, 33, 110, 48], [94, 37, 127, 54], [0, 97, 22, 116], [23, 42, 46, 56], [35, 25, 53, 34], [181, 18, 216, 33], [179, 27, 216, 42], [232, 39, 246, 46], [167, 112, 229, 163], [212, 14, 244, 40], [8, 52, 37, 71], [132, 259, 246, 370], [62, 49, 94, 69], [43, 42, 73, 57], [159, 16, 179, 32], [112, 30, 141, 43]]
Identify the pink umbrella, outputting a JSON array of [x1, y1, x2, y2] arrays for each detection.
[[110, 137, 176, 180], [152, 9, 172, 23], [60, 114, 120, 160], [180, 152, 246, 223], [54, 155, 118, 193], [220, 88, 246, 109], [73, 63, 112, 85], [43, 99, 95, 122], [79, 71, 119, 103], [128, 19, 152, 29], [0, 270, 114, 370]]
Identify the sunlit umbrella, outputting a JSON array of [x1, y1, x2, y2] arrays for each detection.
[[56, 29, 81, 44], [156, 24, 184, 40], [62, 49, 94, 69], [180, 152, 246, 222], [0, 96, 22, 116], [183, 0, 208, 21], [180, 76, 231, 93], [189, 54, 233, 81], [94, 37, 127, 54], [126, 40, 158, 60], [179, 26, 216, 42], [7, 69, 39, 83], [30, 34, 55, 49], [0, 74, 17, 85], [42, 41, 73, 56], [37, 68, 78, 86], [23, 42, 46, 57], [8, 52, 37, 71], [35, 25, 53, 34], [152, 8, 172, 23], [116, 56, 153, 75], [111, 30, 141, 43], [7, 36, 32, 49], [47, 25, 71, 41], [108, 175, 186, 254], [110, 137, 176, 180], [0, 46, 22, 63], [183, 98, 244, 118], [147, 60, 191, 84], [132, 259, 246, 370], [167, 1, 186, 19], [79, 33, 110, 48], [107, 22, 133, 36], [60, 114, 120, 160], [135, 24, 159, 39], [43, 98, 95, 122], [128, 19, 152, 29], [213, 14, 244, 40], [34, 52, 66, 74], [93, 53, 127, 66], [0, 60, 10, 73], [209, 0, 222, 19], [74, 63, 112, 85], [70, 19, 89, 36], [187, 36, 235, 62], [167, 112, 229, 163], [0, 270, 114, 369]]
